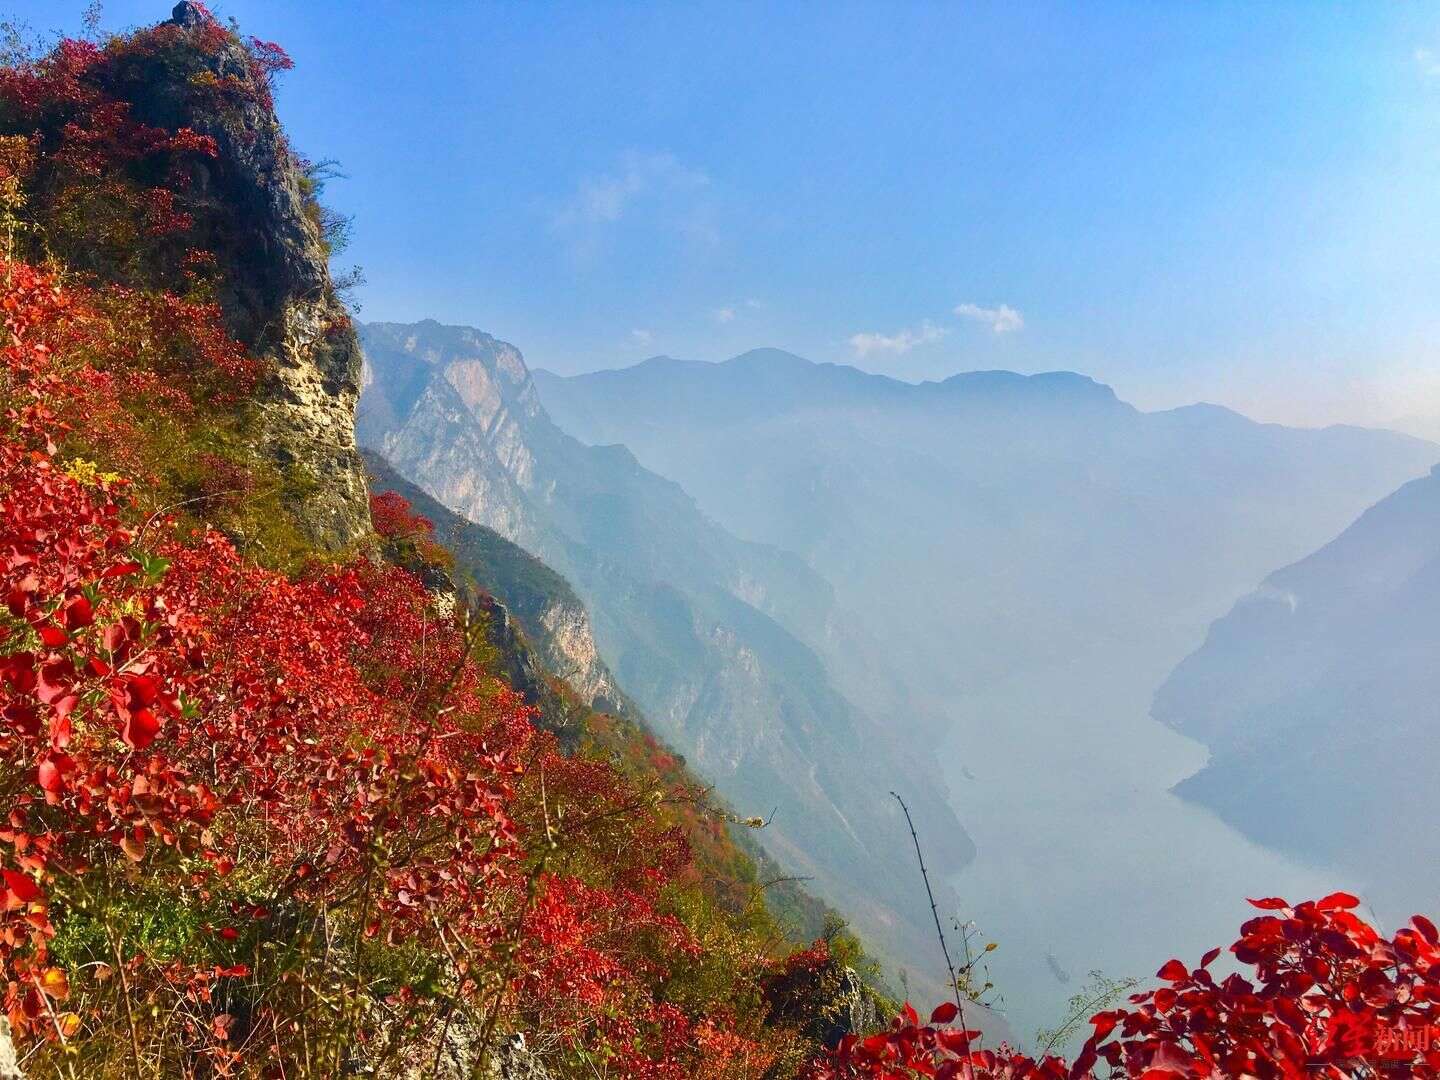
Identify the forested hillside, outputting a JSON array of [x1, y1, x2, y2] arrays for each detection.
[[0, 7, 883, 1075], [1, 5, 1438, 1079]]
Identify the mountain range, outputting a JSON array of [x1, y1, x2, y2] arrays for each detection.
[[357, 321, 973, 992], [362, 330, 1439, 1024], [531, 347, 1438, 1031], [533, 350, 1436, 756]]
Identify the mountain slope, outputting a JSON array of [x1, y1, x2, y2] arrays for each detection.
[[364, 451, 866, 946], [364, 450, 627, 716], [532, 348, 1438, 1035], [358, 321, 974, 991], [1155, 464, 1440, 910]]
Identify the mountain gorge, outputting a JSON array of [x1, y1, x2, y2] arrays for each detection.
[[357, 321, 974, 989], [533, 351, 1437, 733], [1155, 463, 1440, 915], [8, 3, 1440, 1076], [532, 348, 1439, 1034]]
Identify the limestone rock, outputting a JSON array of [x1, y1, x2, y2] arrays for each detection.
[[110, 13, 372, 549], [0, 1016, 22, 1080]]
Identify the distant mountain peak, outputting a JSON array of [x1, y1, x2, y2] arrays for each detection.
[[931, 368, 1122, 403], [725, 347, 816, 369]]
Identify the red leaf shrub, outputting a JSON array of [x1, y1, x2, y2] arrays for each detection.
[[811, 894, 1440, 1078], [0, 254, 792, 1075]]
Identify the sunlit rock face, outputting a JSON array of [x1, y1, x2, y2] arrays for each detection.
[[358, 320, 975, 995], [68, 3, 372, 548]]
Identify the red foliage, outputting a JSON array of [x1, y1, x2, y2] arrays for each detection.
[[812, 893, 1440, 1078], [0, 35, 220, 247], [370, 490, 436, 542], [1, 261, 516, 1039], [0, 257, 778, 1073]]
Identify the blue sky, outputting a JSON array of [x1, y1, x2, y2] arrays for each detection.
[[12, 1, 1440, 433]]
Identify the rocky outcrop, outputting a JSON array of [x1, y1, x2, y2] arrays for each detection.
[[397, 1019, 551, 1080], [103, 3, 372, 549], [0, 1017, 21, 1080], [489, 1034, 551, 1080], [535, 594, 623, 710], [364, 452, 627, 720], [764, 956, 882, 1049]]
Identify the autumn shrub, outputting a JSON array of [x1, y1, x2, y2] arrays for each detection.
[[11, 10, 1432, 1080], [811, 893, 1440, 1078], [0, 11, 844, 1072], [0, 253, 813, 1077]]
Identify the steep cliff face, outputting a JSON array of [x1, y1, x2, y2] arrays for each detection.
[[361, 325, 542, 550], [365, 452, 625, 715], [358, 320, 974, 995], [82, 2, 371, 549]]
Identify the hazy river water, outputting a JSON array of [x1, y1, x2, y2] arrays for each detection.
[[937, 648, 1346, 1051]]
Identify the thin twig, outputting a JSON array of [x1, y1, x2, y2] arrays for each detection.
[[891, 791, 967, 1035]]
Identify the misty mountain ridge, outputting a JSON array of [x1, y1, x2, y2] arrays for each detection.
[[1155, 462, 1440, 912], [535, 349, 1126, 426], [534, 344, 1434, 719], [366, 321, 1436, 1037], [533, 339, 1436, 1035], [357, 318, 974, 996]]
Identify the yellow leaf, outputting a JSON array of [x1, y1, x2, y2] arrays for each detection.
[[39, 966, 69, 1000]]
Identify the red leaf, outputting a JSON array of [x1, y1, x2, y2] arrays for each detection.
[[1156, 959, 1189, 982], [1316, 891, 1360, 912], [929, 1002, 959, 1025], [61, 595, 93, 630], [1200, 947, 1221, 967], [2, 869, 40, 903], [35, 659, 74, 703], [36, 757, 64, 794], [121, 708, 160, 750], [1247, 897, 1291, 910], [1413, 915, 1439, 945], [120, 831, 145, 862], [1089, 1011, 1121, 1041]]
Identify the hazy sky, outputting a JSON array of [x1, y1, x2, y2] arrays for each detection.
[[14, 1, 1440, 434]]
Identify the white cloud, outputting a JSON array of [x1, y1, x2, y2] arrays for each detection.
[[551, 152, 715, 262], [1417, 47, 1440, 77], [631, 328, 653, 345], [713, 299, 762, 323], [553, 151, 709, 230], [848, 320, 947, 357], [955, 302, 1024, 334]]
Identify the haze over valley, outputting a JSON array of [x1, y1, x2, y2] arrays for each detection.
[[6, 2, 1440, 1074], [362, 328, 1440, 1039]]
